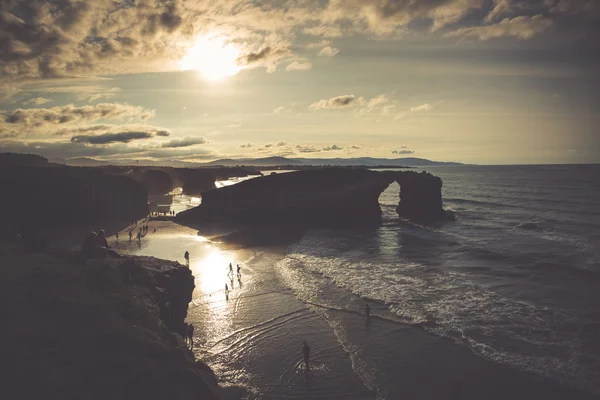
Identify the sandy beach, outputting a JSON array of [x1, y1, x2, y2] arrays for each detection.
[[101, 219, 598, 400]]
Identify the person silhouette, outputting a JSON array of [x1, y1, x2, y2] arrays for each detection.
[[365, 304, 370, 319], [302, 341, 311, 370], [188, 323, 195, 347], [129, 230, 132, 240], [184, 251, 190, 265], [228, 263, 233, 275], [236, 264, 241, 275], [115, 232, 119, 241]]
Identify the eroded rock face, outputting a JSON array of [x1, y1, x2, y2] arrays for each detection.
[[120, 257, 195, 336], [0, 165, 148, 226], [391, 170, 455, 222], [176, 168, 453, 227]]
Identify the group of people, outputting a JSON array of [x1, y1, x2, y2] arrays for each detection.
[[224, 263, 242, 294], [81, 229, 123, 259], [182, 323, 194, 347], [150, 210, 175, 217]]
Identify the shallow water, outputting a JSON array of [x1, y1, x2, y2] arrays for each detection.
[[276, 165, 600, 396], [117, 165, 600, 398]]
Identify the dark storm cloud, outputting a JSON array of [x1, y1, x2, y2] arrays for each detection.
[[71, 131, 155, 144], [161, 136, 207, 148]]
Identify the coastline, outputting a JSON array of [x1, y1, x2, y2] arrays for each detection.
[[109, 220, 598, 399], [4, 216, 597, 399], [0, 241, 221, 400]]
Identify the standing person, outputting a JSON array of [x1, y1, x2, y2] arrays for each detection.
[[188, 324, 194, 347], [365, 304, 371, 319], [302, 341, 311, 370], [129, 230, 132, 240], [182, 323, 189, 343], [225, 283, 229, 292], [236, 264, 241, 276], [115, 232, 119, 241], [229, 263, 233, 275], [184, 251, 190, 265]]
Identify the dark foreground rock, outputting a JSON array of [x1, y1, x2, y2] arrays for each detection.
[[0, 164, 148, 226], [176, 168, 454, 229], [0, 244, 220, 400]]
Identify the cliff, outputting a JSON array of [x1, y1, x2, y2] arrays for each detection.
[[0, 243, 220, 400], [0, 164, 148, 226], [176, 168, 454, 229], [127, 169, 174, 195]]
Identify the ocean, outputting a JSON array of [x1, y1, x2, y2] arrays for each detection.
[[117, 164, 600, 399], [275, 165, 600, 397]]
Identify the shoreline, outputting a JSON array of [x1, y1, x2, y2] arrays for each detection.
[[0, 241, 221, 400], [6, 217, 598, 399]]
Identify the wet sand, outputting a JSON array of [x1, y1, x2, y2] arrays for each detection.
[[109, 220, 374, 398], [105, 220, 597, 399]]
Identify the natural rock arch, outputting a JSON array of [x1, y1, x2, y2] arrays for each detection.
[[176, 168, 454, 227]]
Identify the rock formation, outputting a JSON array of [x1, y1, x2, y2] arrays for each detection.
[[0, 164, 148, 226], [128, 169, 174, 195], [176, 168, 454, 228]]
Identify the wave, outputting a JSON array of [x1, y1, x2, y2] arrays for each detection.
[[276, 235, 600, 395]]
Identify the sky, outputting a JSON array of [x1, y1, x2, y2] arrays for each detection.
[[0, 0, 599, 165]]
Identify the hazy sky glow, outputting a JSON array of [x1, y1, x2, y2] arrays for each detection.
[[1, 0, 599, 164]]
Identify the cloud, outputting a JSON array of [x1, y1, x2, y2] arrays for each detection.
[[309, 94, 365, 110], [306, 40, 332, 49], [320, 0, 486, 36], [392, 149, 415, 154], [446, 15, 553, 40], [323, 144, 343, 151], [71, 131, 155, 145], [286, 60, 313, 71], [296, 144, 321, 153], [277, 141, 287, 146], [237, 46, 291, 72], [318, 46, 340, 57], [264, 143, 274, 148], [240, 143, 254, 148], [409, 103, 433, 112], [229, 121, 242, 128], [356, 94, 394, 115], [348, 145, 362, 149], [273, 106, 286, 114], [1, 103, 155, 138], [23, 97, 54, 106], [161, 137, 207, 148]]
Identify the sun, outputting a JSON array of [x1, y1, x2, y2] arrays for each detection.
[[179, 36, 241, 81]]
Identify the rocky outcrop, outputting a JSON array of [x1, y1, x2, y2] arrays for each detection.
[[176, 168, 453, 228], [389, 170, 455, 222], [0, 243, 220, 400], [0, 164, 148, 226], [122, 257, 196, 336], [128, 169, 174, 195]]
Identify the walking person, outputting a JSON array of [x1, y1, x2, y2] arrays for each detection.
[[302, 341, 311, 370]]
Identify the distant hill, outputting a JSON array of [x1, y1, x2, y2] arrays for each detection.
[[64, 157, 111, 167], [0, 153, 49, 166], [203, 157, 463, 167]]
